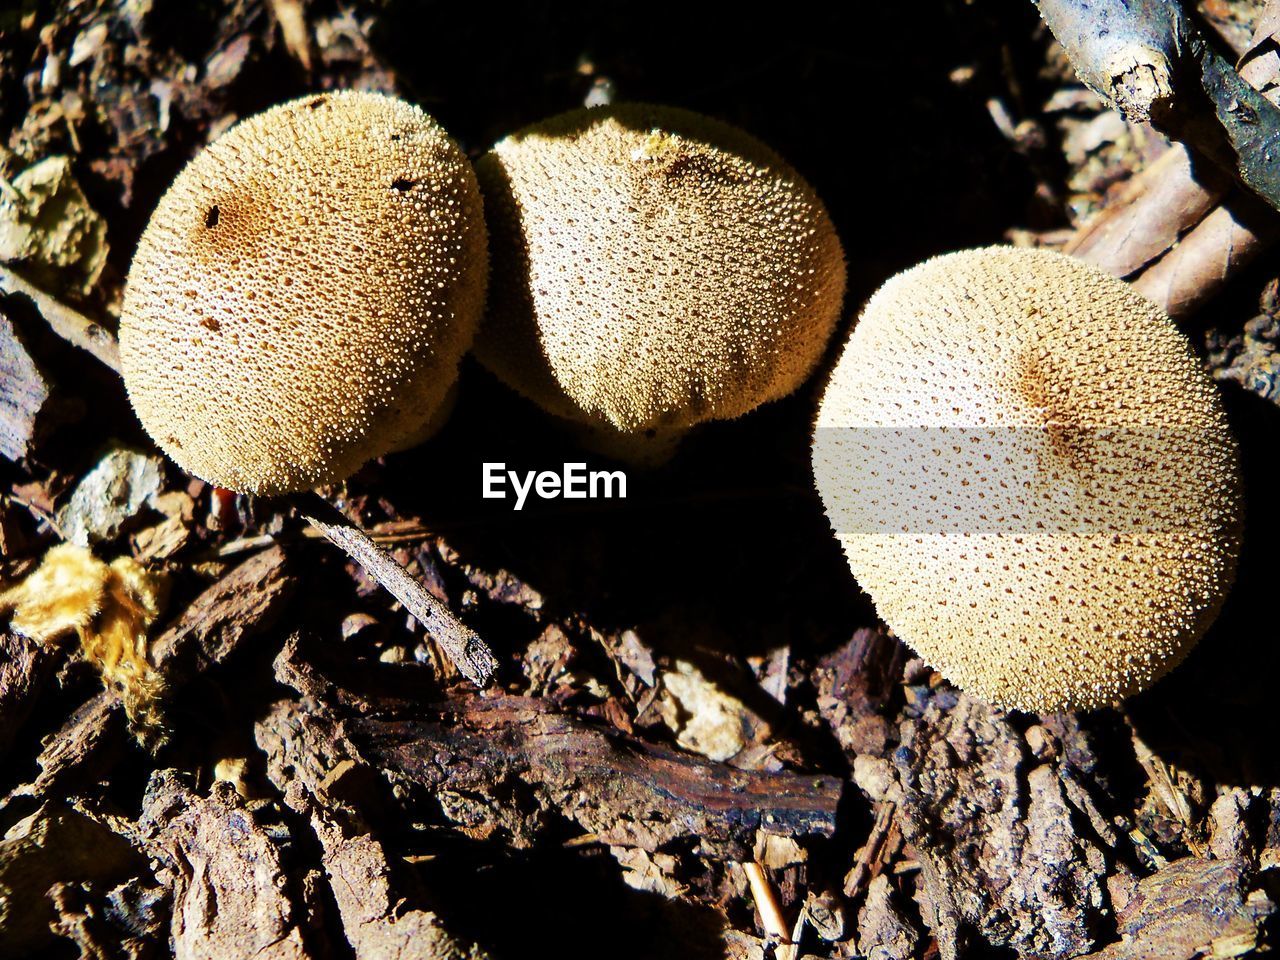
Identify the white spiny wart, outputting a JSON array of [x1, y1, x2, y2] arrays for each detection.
[[119, 91, 488, 495], [474, 103, 846, 462], [812, 246, 1243, 713]]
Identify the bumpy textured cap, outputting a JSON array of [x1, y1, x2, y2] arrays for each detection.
[[474, 103, 846, 435], [813, 247, 1242, 712], [120, 91, 487, 495]]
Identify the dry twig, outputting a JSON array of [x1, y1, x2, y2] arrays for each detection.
[[0, 265, 121, 372], [1036, 0, 1280, 212], [744, 861, 792, 943], [0, 266, 496, 687], [1058, 4, 1280, 316], [298, 495, 496, 687], [843, 800, 899, 899]]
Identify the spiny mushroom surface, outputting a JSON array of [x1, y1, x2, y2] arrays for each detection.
[[812, 247, 1242, 712], [474, 103, 846, 453], [120, 91, 487, 495]]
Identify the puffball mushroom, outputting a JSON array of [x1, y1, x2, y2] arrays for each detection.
[[119, 91, 487, 495], [474, 103, 846, 462], [812, 247, 1242, 713]]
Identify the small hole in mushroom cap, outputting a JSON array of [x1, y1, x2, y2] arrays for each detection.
[[390, 178, 416, 192], [117, 90, 488, 496]]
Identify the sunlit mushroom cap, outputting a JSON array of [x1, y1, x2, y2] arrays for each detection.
[[120, 91, 487, 495], [813, 246, 1242, 712], [475, 103, 846, 447]]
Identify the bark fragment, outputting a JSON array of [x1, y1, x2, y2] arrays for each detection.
[[267, 634, 842, 861], [1081, 857, 1273, 960], [0, 306, 51, 461], [290, 787, 490, 960], [354, 697, 841, 860], [147, 544, 295, 686], [856, 874, 918, 960], [894, 695, 1110, 959], [9, 546, 295, 798], [140, 772, 312, 960], [0, 803, 146, 956], [0, 631, 60, 761]]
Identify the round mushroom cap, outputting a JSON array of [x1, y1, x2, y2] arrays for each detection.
[[812, 247, 1242, 713], [474, 103, 846, 436], [119, 91, 487, 495]]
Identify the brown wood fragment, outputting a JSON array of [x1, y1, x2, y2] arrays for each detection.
[[140, 771, 313, 960], [147, 544, 295, 685], [894, 695, 1109, 960], [14, 693, 125, 799], [1081, 857, 1274, 960], [274, 775, 493, 960], [267, 636, 841, 861], [856, 874, 918, 960], [0, 264, 121, 373], [299, 494, 497, 688], [46, 878, 162, 960], [843, 800, 900, 899], [350, 694, 841, 860], [0, 306, 52, 461], [816, 627, 907, 759], [0, 803, 146, 956]]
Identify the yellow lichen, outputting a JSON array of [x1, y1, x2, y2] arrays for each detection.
[[0, 542, 105, 641], [1, 543, 169, 738]]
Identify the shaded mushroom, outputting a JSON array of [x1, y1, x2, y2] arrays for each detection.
[[475, 103, 846, 463], [119, 90, 488, 495], [812, 246, 1242, 712]]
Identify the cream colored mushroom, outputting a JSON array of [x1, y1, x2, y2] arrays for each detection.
[[475, 103, 846, 463], [119, 91, 487, 495], [812, 246, 1242, 712]]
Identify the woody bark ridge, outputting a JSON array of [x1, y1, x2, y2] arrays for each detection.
[[1035, 0, 1280, 214]]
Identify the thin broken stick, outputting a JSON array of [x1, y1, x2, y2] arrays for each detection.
[[1055, 6, 1280, 316], [843, 799, 898, 898], [0, 264, 121, 372], [298, 495, 497, 686], [744, 861, 792, 944], [1035, 0, 1280, 213], [0, 266, 496, 687]]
